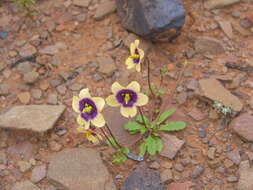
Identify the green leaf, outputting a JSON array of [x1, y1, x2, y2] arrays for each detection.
[[156, 109, 176, 125], [157, 90, 165, 95], [159, 122, 186, 131], [136, 114, 149, 124], [122, 148, 130, 155], [112, 155, 127, 164], [160, 67, 168, 73], [155, 137, 163, 152], [139, 142, 147, 156], [143, 90, 149, 95], [145, 136, 157, 156]]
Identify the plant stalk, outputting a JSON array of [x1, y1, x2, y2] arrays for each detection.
[[137, 107, 149, 130], [100, 128, 117, 151], [146, 58, 156, 98], [105, 123, 122, 149]]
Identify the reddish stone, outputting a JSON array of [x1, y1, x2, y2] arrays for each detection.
[[7, 141, 38, 160], [188, 107, 207, 121], [167, 181, 195, 190]]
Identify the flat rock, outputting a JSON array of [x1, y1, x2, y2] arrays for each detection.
[[218, 20, 233, 39], [194, 36, 225, 55], [120, 164, 165, 190], [188, 107, 207, 121], [94, 0, 116, 20], [31, 165, 47, 183], [23, 71, 39, 84], [238, 162, 253, 190], [116, 0, 185, 42], [227, 150, 241, 165], [7, 141, 38, 160], [12, 181, 40, 190], [167, 181, 195, 190], [204, 0, 241, 10], [47, 148, 116, 190], [72, 0, 91, 7], [199, 78, 243, 112], [19, 44, 37, 57], [97, 56, 116, 76], [0, 105, 66, 132], [159, 134, 185, 159], [230, 113, 253, 142], [103, 107, 141, 147], [39, 42, 67, 55], [17, 92, 31, 104]]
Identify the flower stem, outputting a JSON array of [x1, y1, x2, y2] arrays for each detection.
[[105, 123, 122, 149], [137, 107, 148, 129], [100, 128, 117, 150], [146, 58, 156, 98]]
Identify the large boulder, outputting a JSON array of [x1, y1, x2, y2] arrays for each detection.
[[116, 0, 185, 42]]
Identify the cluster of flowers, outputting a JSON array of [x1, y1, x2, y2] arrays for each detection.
[[72, 40, 147, 143]]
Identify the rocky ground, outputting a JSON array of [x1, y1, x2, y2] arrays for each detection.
[[0, 0, 253, 189]]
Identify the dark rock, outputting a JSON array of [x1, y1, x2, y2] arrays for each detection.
[[116, 0, 185, 42], [120, 164, 165, 190], [0, 32, 8, 39]]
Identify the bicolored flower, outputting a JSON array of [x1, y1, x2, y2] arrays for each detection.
[[106, 81, 148, 118], [125, 40, 144, 72], [77, 127, 102, 144], [72, 88, 105, 129]]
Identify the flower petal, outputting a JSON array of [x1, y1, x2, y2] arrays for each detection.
[[92, 97, 105, 112], [72, 96, 80, 113], [111, 82, 124, 93], [130, 42, 137, 55], [91, 113, 105, 128], [127, 81, 140, 92], [76, 127, 86, 133], [106, 95, 120, 107], [135, 39, 140, 47], [87, 135, 99, 143], [79, 88, 91, 99], [125, 57, 135, 69], [77, 115, 90, 129], [139, 48, 145, 59], [136, 93, 149, 106], [120, 106, 137, 118], [136, 63, 141, 72]]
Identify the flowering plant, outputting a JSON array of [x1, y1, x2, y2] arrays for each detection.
[[72, 39, 187, 163]]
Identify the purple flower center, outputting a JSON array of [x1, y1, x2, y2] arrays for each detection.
[[133, 48, 140, 64], [79, 98, 97, 121], [116, 89, 138, 107]]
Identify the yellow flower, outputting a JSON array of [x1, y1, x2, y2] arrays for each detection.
[[72, 88, 105, 129], [106, 81, 148, 118], [125, 39, 144, 72], [77, 127, 102, 144]]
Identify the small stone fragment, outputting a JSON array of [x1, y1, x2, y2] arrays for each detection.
[[204, 0, 241, 10], [160, 169, 173, 183], [19, 44, 37, 57], [18, 92, 31, 104], [207, 147, 216, 160], [18, 161, 32, 173], [23, 71, 39, 84], [94, 0, 116, 20], [227, 150, 241, 165], [31, 165, 46, 183], [47, 94, 58, 105], [12, 180, 40, 190], [191, 166, 204, 179], [227, 176, 238, 183], [97, 56, 116, 76], [72, 0, 91, 7], [194, 36, 225, 55]]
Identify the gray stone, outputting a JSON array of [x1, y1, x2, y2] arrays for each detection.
[[116, 0, 185, 42], [97, 56, 116, 76], [0, 105, 66, 132], [31, 165, 46, 183], [231, 113, 253, 142], [12, 181, 40, 190], [94, 0, 117, 20], [47, 94, 58, 105], [199, 78, 243, 112], [104, 107, 141, 147], [0, 32, 8, 39], [39, 42, 67, 55], [194, 36, 225, 55], [120, 164, 165, 190], [159, 134, 185, 159], [47, 148, 116, 190], [0, 83, 9, 96], [68, 83, 83, 91], [50, 78, 63, 88], [56, 85, 67, 95], [207, 147, 216, 160], [17, 62, 33, 74], [160, 169, 173, 183], [72, 0, 91, 7], [17, 161, 32, 173], [31, 89, 42, 100], [19, 44, 37, 57], [238, 162, 253, 190], [0, 151, 7, 165], [23, 71, 39, 84], [204, 0, 241, 10], [191, 166, 205, 179], [227, 176, 238, 182], [227, 150, 241, 165]]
